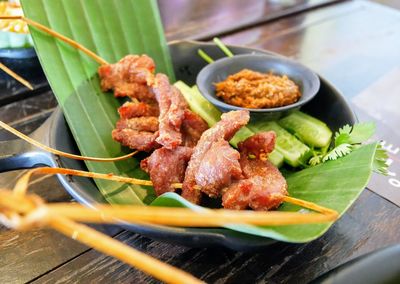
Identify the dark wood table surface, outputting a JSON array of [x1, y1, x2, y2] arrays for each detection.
[[1, 0, 400, 283]]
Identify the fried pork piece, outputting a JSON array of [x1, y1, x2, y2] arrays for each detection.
[[118, 102, 159, 119], [222, 132, 288, 211], [116, 117, 159, 133], [112, 129, 159, 152], [238, 131, 276, 159], [112, 116, 160, 152], [181, 110, 209, 147], [141, 146, 193, 196], [98, 55, 156, 103], [152, 73, 189, 149], [182, 110, 250, 204], [195, 140, 242, 198]]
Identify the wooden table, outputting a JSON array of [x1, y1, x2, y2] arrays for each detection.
[[1, 0, 399, 283]]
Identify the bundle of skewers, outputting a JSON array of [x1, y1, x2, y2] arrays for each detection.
[[0, 15, 340, 283]]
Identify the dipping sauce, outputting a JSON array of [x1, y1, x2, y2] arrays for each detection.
[[215, 69, 301, 109]]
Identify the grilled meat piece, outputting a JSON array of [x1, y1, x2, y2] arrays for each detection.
[[141, 146, 193, 196], [116, 117, 159, 133], [222, 160, 287, 211], [152, 73, 188, 149], [195, 140, 242, 198], [111, 129, 160, 152], [238, 131, 276, 159], [98, 55, 156, 103], [222, 131, 288, 211], [118, 102, 159, 119], [112, 115, 160, 152], [182, 110, 250, 204], [100, 55, 208, 151], [181, 110, 209, 148]]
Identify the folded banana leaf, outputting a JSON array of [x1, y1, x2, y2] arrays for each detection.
[[21, 0, 174, 204]]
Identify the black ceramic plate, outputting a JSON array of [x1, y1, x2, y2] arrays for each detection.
[[0, 41, 356, 251]]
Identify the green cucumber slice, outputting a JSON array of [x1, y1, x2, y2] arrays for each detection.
[[268, 150, 284, 168], [279, 111, 332, 148]]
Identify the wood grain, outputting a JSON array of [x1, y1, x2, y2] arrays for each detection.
[[159, 0, 342, 41]]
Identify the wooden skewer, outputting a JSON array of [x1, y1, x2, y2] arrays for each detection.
[[46, 204, 338, 226], [13, 167, 152, 197], [281, 196, 338, 216], [0, 191, 337, 228], [48, 216, 203, 284], [0, 16, 108, 65], [22, 167, 339, 219], [9, 167, 339, 223], [0, 62, 33, 90], [0, 120, 137, 162]]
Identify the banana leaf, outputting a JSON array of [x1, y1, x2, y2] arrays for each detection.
[[152, 142, 378, 243], [21, 0, 174, 204]]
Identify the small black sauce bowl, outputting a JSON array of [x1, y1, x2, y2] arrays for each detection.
[[196, 54, 320, 120]]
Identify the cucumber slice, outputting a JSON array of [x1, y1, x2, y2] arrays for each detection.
[[279, 111, 332, 148], [268, 150, 284, 168], [250, 121, 310, 167]]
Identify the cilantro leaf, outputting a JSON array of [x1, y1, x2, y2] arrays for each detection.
[[323, 144, 353, 162], [309, 155, 323, 166]]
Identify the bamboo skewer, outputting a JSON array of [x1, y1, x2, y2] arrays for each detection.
[[13, 167, 338, 225], [48, 216, 203, 284], [7, 167, 339, 223], [0, 16, 108, 65], [0, 191, 338, 228], [45, 204, 338, 225], [0, 120, 137, 162], [0, 62, 33, 90]]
